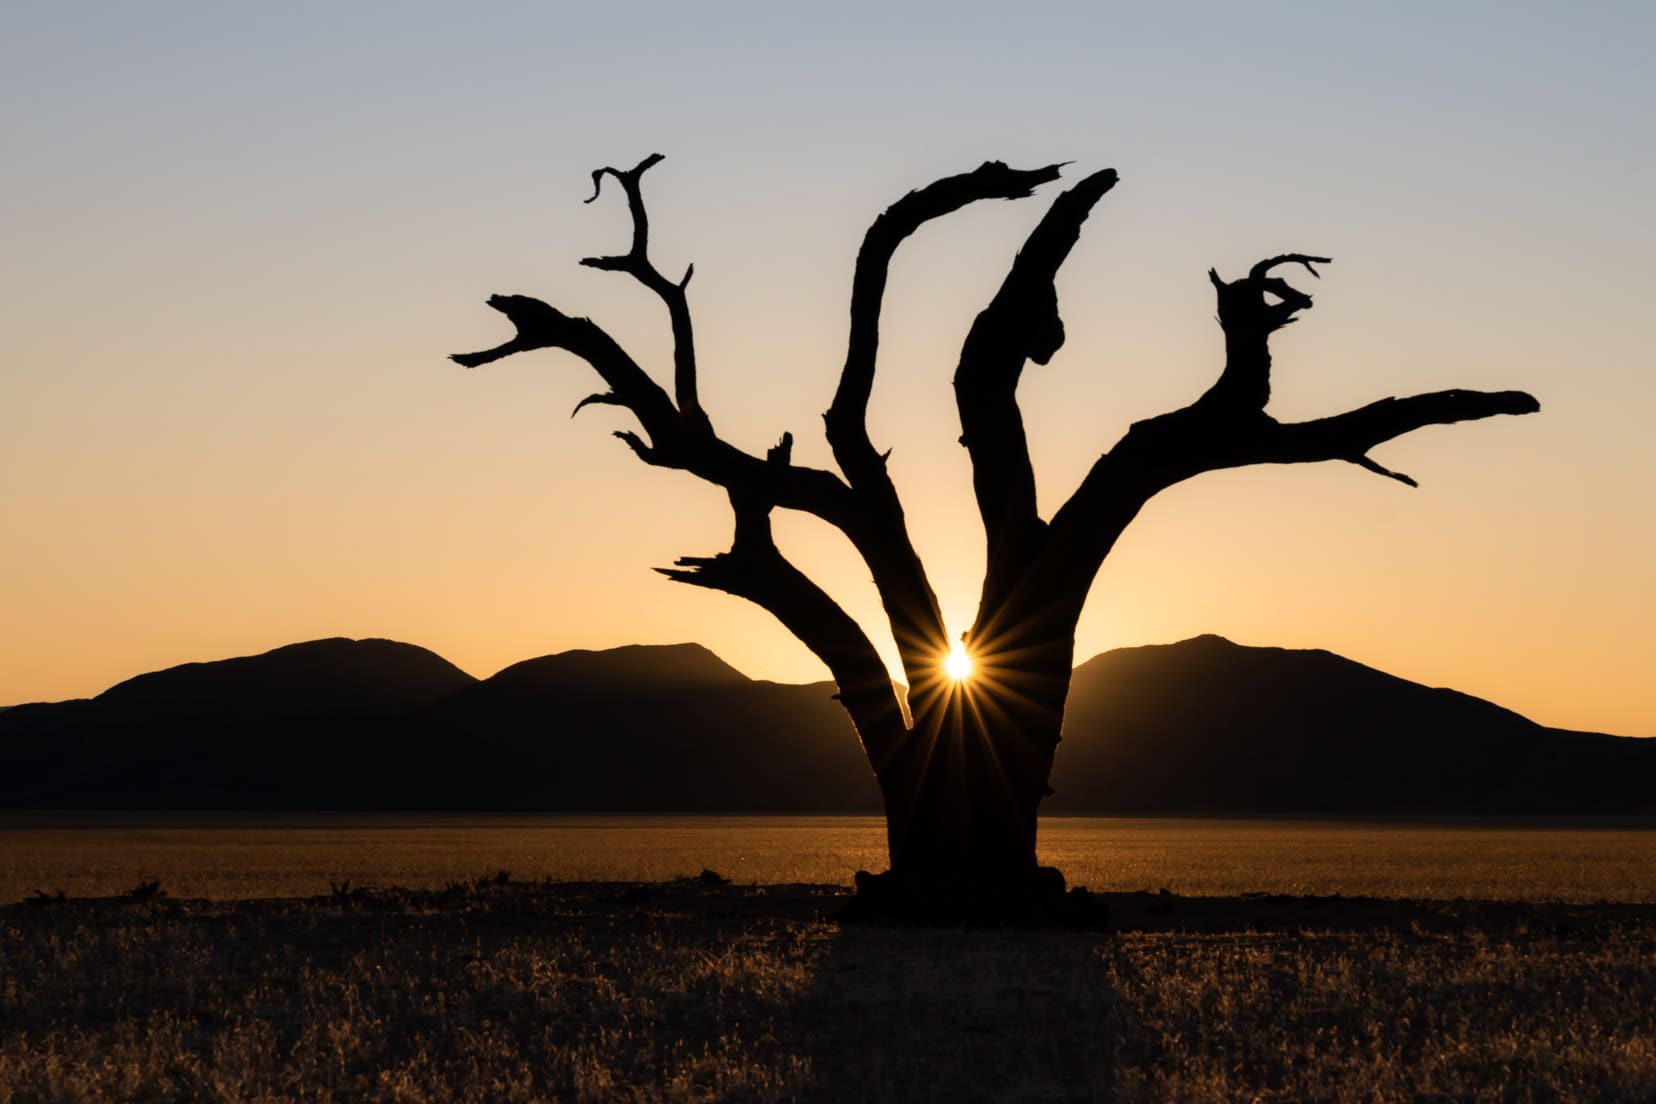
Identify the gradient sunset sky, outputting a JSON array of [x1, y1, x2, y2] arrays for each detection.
[[5, 3, 1653, 735]]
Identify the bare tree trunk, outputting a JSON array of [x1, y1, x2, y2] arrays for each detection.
[[847, 612, 1081, 920], [885, 700, 1060, 866]]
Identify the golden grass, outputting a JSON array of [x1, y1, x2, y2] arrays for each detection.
[[3, 880, 1655, 1102]]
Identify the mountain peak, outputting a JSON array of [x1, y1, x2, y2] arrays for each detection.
[[477, 641, 751, 697], [94, 636, 477, 713]]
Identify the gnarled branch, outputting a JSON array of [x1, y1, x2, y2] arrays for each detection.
[[452, 291, 859, 527], [451, 286, 909, 751], [657, 463, 908, 769], [1039, 256, 1538, 626], [1200, 254, 1332, 411], [1049, 376, 1539, 602], [451, 294, 679, 449], [580, 154, 710, 434]]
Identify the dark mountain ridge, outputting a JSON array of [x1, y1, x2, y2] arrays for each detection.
[[396, 643, 865, 811], [1, 634, 1648, 813], [0, 638, 477, 807], [1045, 635, 1651, 813]]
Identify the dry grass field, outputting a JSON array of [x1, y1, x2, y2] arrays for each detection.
[[4, 878, 1655, 1103]]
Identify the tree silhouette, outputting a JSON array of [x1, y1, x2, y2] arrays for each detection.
[[454, 156, 1538, 918]]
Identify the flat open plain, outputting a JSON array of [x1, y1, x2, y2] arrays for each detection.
[[7, 814, 1656, 903]]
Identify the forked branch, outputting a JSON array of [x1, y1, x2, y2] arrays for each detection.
[[1200, 254, 1332, 410], [450, 294, 679, 448], [1050, 292, 1540, 589], [657, 438, 908, 766], [581, 154, 709, 433], [451, 293, 854, 521]]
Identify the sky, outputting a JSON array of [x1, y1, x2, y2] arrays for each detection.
[[4, 2, 1653, 735]]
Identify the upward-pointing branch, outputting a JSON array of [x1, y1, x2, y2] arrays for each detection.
[[826, 160, 1067, 486], [1199, 254, 1331, 411], [819, 160, 1067, 687], [955, 168, 1117, 609], [581, 154, 710, 434]]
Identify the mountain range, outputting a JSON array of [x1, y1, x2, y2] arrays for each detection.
[[2, 635, 1650, 813]]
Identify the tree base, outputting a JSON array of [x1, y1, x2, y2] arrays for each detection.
[[837, 866, 1110, 929]]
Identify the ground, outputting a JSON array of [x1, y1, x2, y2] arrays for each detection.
[[3, 877, 1655, 1102]]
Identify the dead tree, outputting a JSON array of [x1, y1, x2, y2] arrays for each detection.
[[454, 156, 1538, 916]]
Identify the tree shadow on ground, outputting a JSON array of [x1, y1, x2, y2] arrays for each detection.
[[786, 921, 1121, 1102], [778, 885, 1656, 1102]]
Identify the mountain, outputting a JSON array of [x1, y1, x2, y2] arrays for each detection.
[[0, 638, 477, 807], [2, 634, 1650, 812], [393, 643, 877, 810], [1046, 635, 1655, 813], [471, 643, 753, 696], [94, 637, 478, 714]]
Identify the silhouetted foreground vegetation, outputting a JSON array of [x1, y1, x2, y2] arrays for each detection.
[[4, 878, 1654, 1102]]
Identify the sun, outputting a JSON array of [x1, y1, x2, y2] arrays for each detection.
[[943, 640, 974, 682]]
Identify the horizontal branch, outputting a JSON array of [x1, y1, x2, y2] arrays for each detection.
[[1050, 387, 1541, 586], [451, 294, 679, 444], [1267, 389, 1541, 483]]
